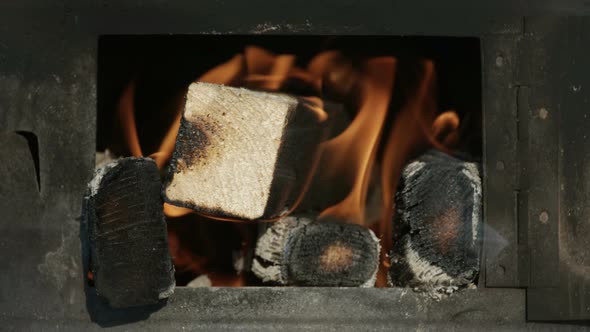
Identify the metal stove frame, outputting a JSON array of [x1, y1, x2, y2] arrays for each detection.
[[1, 2, 590, 329]]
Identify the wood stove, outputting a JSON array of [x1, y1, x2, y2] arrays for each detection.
[[2, 2, 590, 329]]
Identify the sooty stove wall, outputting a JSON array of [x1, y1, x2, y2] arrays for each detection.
[[1, 2, 590, 329]]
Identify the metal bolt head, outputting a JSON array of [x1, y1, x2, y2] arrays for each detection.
[[539, 211, 549, 224], [495, 56, 504, 67]]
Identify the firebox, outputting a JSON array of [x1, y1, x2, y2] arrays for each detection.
[[95, 35, 483, 292], [2, 2, 590, 330]]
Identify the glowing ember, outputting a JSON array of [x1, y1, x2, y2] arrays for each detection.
[[319, 242, 354, 273]]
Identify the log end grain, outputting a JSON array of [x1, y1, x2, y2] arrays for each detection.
[[253, 216, 380, 287], [84, 157, 175, 308], [389, 149, 482, 299]]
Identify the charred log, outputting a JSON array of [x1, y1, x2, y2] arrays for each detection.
[[252, 215, 380, 287], [389, 149, 482, 299], [83, 157, 175, 308]]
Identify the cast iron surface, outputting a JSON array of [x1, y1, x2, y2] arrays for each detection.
[[0, 1, 590, 328], [485, 17, 590, 321], [7, 287, 529, 331], [525, 18, 590, 321]]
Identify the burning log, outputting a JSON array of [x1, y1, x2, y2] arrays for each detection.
[[389, 149, 482, 299], [163, 82, 330, 220], [83, 157, 175, 308], [252, 216, 380, 286]]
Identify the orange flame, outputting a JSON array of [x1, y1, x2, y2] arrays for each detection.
[[319, 57, 396, 225], [115, 45, 463, 287], [245, 46, 295, 90], [117, 81, 143, 157], [376, 60, 439, 285], [432, 110, 461, 148]]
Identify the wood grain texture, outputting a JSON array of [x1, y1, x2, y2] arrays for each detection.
[[252, 216, 380, 287], [389, 149, 482, 298], [84, 157, 175, 308], [163, 82, 326, 220]]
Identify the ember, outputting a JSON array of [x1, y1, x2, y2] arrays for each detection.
[[94, 36, 482, 292]]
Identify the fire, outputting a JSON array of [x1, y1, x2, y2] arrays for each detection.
[[117, 81, 142, 158], [167, 216, 254, 287], [115, 45, 461, 287], [377, 60, 441, 285], [245, 47, 296, 90], [318, 57, 396, 225]]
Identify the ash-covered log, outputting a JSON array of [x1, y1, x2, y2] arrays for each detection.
[[252, 216, 380, 287], [389, 149, 482, 299], [163, 82, 331, 221], [83, 157, 175, 308]]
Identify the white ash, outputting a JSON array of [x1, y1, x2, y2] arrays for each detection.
[[252, 216, 311, 284], [87, 159, 119, 197], [462, 163, 482, 246], [402, 160, 425, 180], [158, 281, 175, 299], [186, 275, 212, 288], [403, 238, 468, 300], [88, 149, 119, 197], [251, 260, 283, 284], [95, 149, 117, 168], [360, 229, 381, 288], [233, 255, 244, 273], [396, 160, 426, 223], [87, 156, 154, 198]]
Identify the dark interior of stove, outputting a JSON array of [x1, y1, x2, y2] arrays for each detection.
[[97, 36, 482, 157], [95, 35, 482, 287]]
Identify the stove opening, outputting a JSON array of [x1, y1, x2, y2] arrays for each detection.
[[93, 35, 481, 296]]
